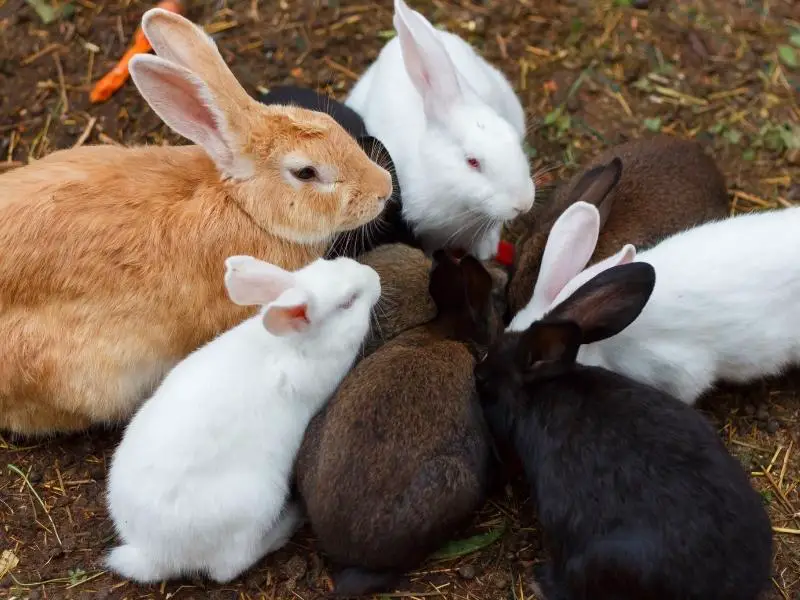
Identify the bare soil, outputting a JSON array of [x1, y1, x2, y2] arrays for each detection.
[[1, 0, 799, 599]]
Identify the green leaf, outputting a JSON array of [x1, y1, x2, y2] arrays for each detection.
[[643, 117, 662, 132], [24, 0, 72, 23], [790, 33, 800, 48], [724, 128, 742, 144], [615, 0, 632, 5], [778, 45, 798, 68], [742, 148, 756, 161], [709, 122, 725, 135], [377, 30, 396, 40], [523, 141, 538, 158], [544, 107, 563, 126], [431, 526, 505, 561]]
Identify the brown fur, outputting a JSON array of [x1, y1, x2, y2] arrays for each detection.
[[358, 244, 509, 358], [295, 253, 502, 586], [357, 244, 437, 357], [507, 134, 729, 317], [0, 13, 392, 436]]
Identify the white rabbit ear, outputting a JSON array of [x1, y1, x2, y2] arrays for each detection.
[[129, 54, 242, 177], [224, 256, 294, 307], [393, 0, 462, 120], [548, 244, 637, 312], [530, 201, 601, 314], [263, 289, 311, 336]]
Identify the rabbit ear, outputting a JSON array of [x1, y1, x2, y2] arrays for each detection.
[[129, 54, 249, 178], [140, 9, 253, 111], [528, 201, 601, 317], [548, 244, 636, 312], [517, 320, 582, 377], [546, 262, 655, 345], [393, 0, 462, 120], [263, 288, 311, 336], [567, 158, 622, 230], [224, 256, 295, 307]]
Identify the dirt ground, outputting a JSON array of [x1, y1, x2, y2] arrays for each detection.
[[1, 0, 799, 598]]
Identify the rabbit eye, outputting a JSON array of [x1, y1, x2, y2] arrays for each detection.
[[293, 167, 318, 182], [338, 292, 359, 310], [466, 157, 481, 171]]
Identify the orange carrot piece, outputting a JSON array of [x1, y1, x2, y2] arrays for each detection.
[[89, 0, 184, 104]]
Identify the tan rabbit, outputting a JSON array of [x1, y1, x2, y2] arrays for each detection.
[[0, 9, 392, 436], [507, 135, 729, 318]]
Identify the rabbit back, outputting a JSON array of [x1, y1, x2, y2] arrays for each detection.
[[509, 136, 729, 318], [0, 146, 306, 434], [581, 206, 800, 403], [107, 316, 314, 581], [259, 85, 368, 139], [297, 334, 490, 572], [519, 368, 772, 600]]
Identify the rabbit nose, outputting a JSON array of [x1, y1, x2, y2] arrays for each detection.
[[513, 200, 532, 216]]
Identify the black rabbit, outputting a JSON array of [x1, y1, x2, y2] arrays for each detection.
[[259, 85, 417, 254], [475, 262, 773, 600]]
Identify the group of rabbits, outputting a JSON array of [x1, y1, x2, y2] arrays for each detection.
[[0, 0, 792, 598]]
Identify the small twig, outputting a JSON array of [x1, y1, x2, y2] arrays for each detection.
[[53, 53, 69, 114], [72, 116, 97, 148], [323, 56, 359, 80], [21, 43, 62, 66], [7, 463, 62, 546]]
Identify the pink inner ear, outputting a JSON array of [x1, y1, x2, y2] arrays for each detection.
[[285, 305, 309, 324], [164, 73, 220, 135]]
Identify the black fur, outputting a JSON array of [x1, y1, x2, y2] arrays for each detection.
[[258, 85, 419, 255], [475, 262, 773, 600]]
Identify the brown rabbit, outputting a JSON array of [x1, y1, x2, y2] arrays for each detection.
[[506, 135, 729, 318], [295, 251, 502, 597], [358, 244, 508, 357], [0, 9, 392, 436], [357, 244, 436, 357]]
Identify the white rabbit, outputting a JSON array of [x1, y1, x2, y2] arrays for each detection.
[[105, 255, 381, 584], [346, 0, 535, 260], [509, 201, 800, 405]]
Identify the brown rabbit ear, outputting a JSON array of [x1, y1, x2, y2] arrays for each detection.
[[460, 256, 494, 315], [567, 157, 622, 230], [429, 250, 463, 311], [140, 9, 256, 134]]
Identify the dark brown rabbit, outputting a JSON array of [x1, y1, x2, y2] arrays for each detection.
[[357, 244, 436, 357], [507, 134, 729, 318], [295, 251, 502, 597], [358, 244, 508, 358]]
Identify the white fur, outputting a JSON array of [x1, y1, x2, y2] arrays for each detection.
[[106, 256, 381, 583], [346, 0, 534, 259], [510, 204, 800, 404]]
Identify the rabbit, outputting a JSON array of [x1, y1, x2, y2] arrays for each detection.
[[106, 254, 381, 584], [0, 8, 392, 436], [506, 135, 729, 318], [357, 243, 509, 357], [345, 0, 535, 260], [260, 85, 369, 139], [475, 261, 773, 600], [356, 243, 436, 357], [260, 86, 417, 255], [509, 198, 800, 405], [295, 250, 502, 597]]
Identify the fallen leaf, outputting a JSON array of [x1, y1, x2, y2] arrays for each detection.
[[431, 526, 506, 561], [0, 549, 19, 579]]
